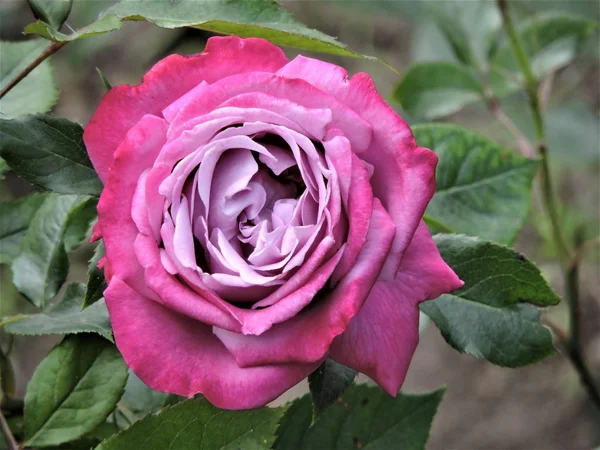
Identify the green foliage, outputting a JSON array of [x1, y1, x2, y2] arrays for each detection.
[[0, 40, 58, 119], [0, 114, 102, 195], [4, 282, 112, 341], [27, 0, 73, 30], [95, 396, 286, 450], [393, 62, 482, 119], [494, 14, 599, 78], [84, 241, 107, 309], [422, 234, 560, 367], [11, 194, 90, 307], [0, 157, 9, 180], [25, 0, 363, 58], [308, 359, 357, 417], [24, 334, 128, 447], [413, 124, 538, 244], [120, 372, 170, 418], [276, 385, 445, 450], [0, 193, 47, 264], [96, 67, 113, 91], [63, 197, 98, 251]]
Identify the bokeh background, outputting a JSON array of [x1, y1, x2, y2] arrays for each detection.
[[1, 1, 599, 448]]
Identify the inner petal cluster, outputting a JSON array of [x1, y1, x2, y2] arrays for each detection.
[[157, 121, 336, 302]]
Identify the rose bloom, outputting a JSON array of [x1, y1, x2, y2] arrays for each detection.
[[84, 37, 462, 410]]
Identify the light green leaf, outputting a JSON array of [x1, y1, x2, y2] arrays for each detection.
[[393, 62, 483, 119], [24, 334, 128, 447], [0, 193, 47, 264], [63, 197, 98, 251], [494, 14, 598, 77], [308, 359, 356, 417], [0, 114, 102, 195], [11, 194, 89, 307], [421, 234, 559, 367], [25, 0, 363, 58], [84, 241, 106, 309], [28, 0, 73, 30], [0, 157, 8, 179], [95, 396, 286, 450], [4, 282, 112, 341], [0, 40, 58, 119], [121, 372, 169, 419], [293, 385, 445, 450], [413, 124, 538, 244]]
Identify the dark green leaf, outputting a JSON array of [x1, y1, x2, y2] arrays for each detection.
[[11, 194, 89, 307], [0, 40, 58, 119], [84, 241, 106, 309], [299, 385, 445, 450], [0, 193, 47, 264], [308, 360, 356, 417], [25, 0, 363, 58], [494, 15, 598, 77], [63, 197, 98, 251], [4, 282, 112, 341], [413, 124, 538, 244], [28, 0, 73, 30], [421, 234, 559, 367], [24, 334, 128, 447], [393, 62, 483, 119], [95, 396, 286, 450], [0, 114, 102, 195], [272, 395, 312, 450]]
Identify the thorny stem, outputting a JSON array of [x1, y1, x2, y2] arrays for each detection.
[[0, 41, 66, 100], [498, 0, 600, 409], [0, 409, 18, 450]]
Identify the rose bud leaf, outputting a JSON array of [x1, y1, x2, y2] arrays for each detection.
[[422, 234, 560, 367], [95, 397, 286, 450], [0, 115, 103, 196], [24, 334, 127, 448]]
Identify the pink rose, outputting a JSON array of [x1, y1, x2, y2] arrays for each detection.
[[84, 37, 463, 410]]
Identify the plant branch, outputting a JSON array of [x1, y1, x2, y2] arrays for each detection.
[[484, 92, 534, 157], [498, 0, 599, 410], [0, 41, 66, 100], [0, 409, 18, 450]]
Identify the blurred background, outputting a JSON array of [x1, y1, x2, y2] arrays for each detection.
[[1, 1, 598, 448]]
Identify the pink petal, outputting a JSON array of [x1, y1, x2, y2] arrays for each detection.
[[214, 199, 396, 366], [83, 36, 288, 182], [329, 221, 464, 395], [105, 276, 321, 410]]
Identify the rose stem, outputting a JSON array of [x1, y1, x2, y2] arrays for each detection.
[[497, 0, 600, 409]]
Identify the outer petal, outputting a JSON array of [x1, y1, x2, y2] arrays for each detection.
[[277, 56, 438, 279], [83, 36, 288, 181], [213, 199, 396, 367], [329, 221, 464, 395], [106, 277, 320, 410]]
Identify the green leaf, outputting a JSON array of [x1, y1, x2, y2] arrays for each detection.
[[84, 241, 106, 309], [308, 360, 356, 417], [4, 282, 112, 341], [95, 396, 286, 450], [393, 62, 483, 119], [25, 0, 363, 58], [24, 334, 128, 447], [11, 194, 89, 307], [0, 193, 47, 264], [272, 395, 312, 450], [0, 157, 9, 179], [96, 67, 112, 91], [63, 197, 98, 251], [494, 14, 598, 77], [0, 114, 102, 195], [0, 40, 58, 119], [298, 385, 445, 450], [28, 0, 73, 30], [421, 234, 560, 367], [121, 372, 169, 419], [413, 124, 538, 244]]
